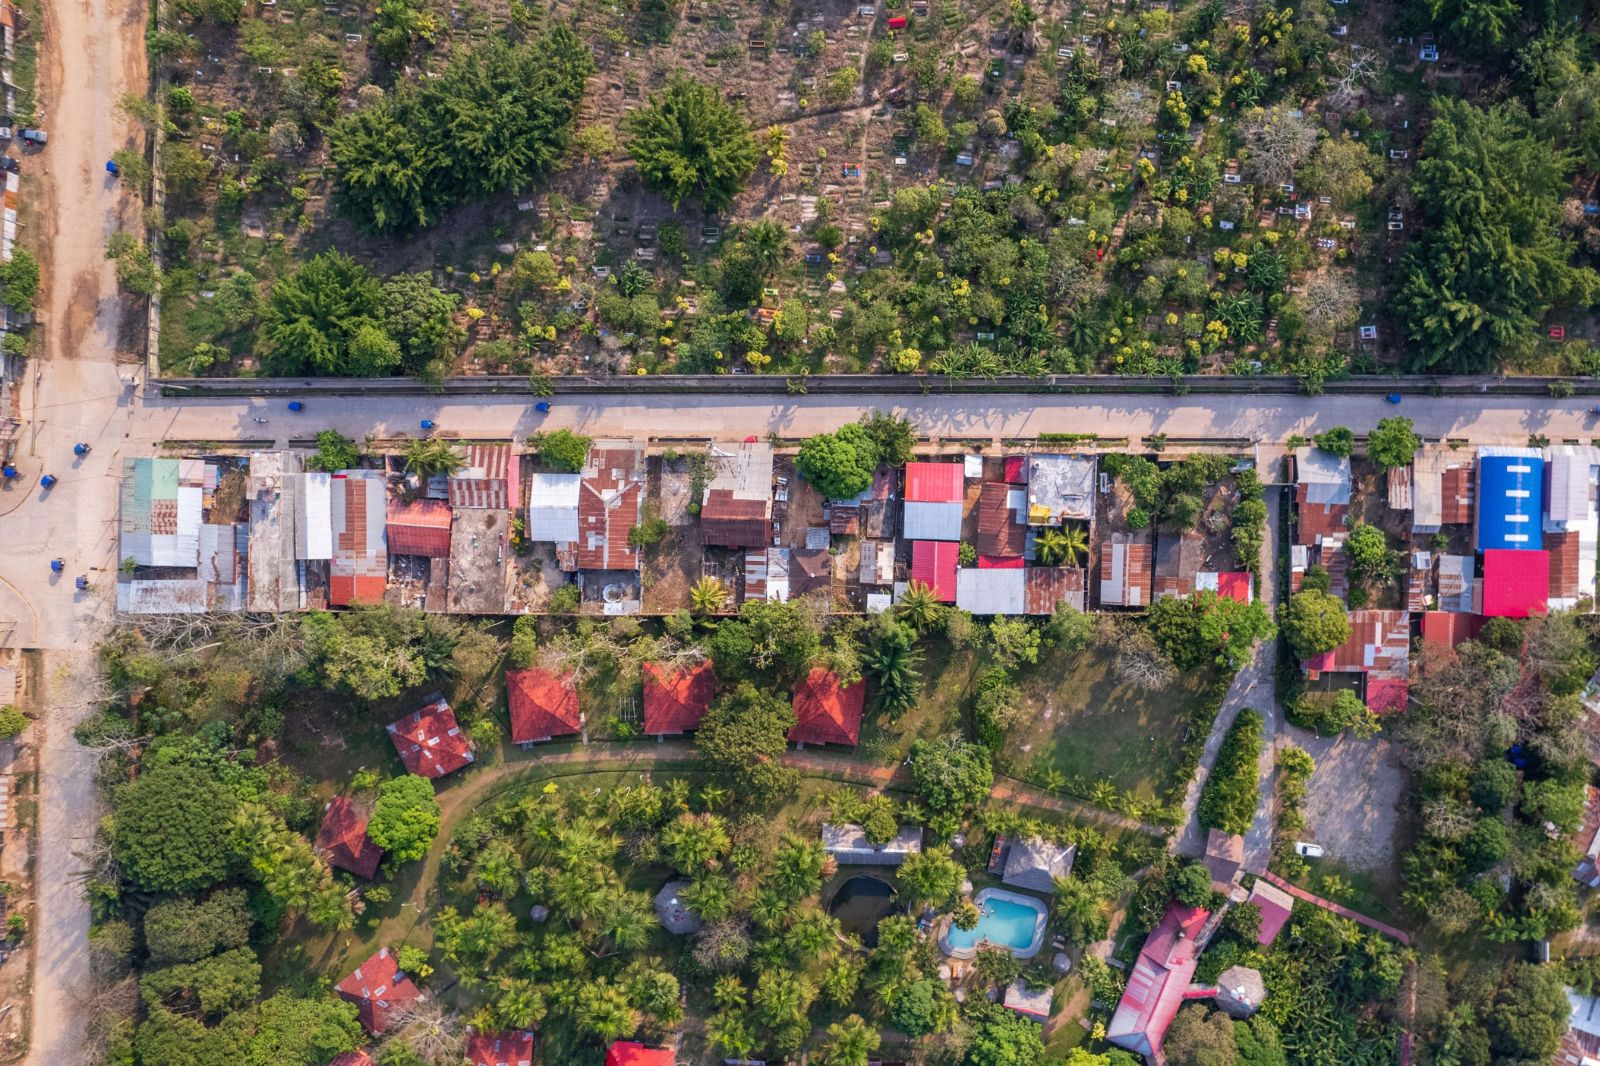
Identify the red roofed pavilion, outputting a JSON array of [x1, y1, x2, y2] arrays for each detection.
[[335, 947, 422, 1035], [465, 1030, 534, 1066], [313, 795, 384, 880], [1106, 902, 1210, 1059], [506, 668, 582, 744], [789, 667, 864, 747], [642, 660, 714, 736], [605, 1042, 676, 1066], [387, 698, 475, 779]]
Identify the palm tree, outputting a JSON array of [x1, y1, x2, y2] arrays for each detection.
[[403, 437, 465, 478], [707, 1009, 757, 1059], [822, 1014, 880, 1066], [494, 978, 548, 1030], [690, 576, 728, 615], [744, 220, 790, 275], [712, 976, 747, 1011], [895, 579, 945, 631], [1036, 524, 1088, 566]]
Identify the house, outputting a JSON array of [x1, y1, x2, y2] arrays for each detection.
[[449, 443, 519, 510], [1386, 464, 1412, 512], [642, 660, 714, 736], [1100, 533, 1153, 607], [388, 697, 475, 778], [1437, 554, 1475, 612], [578, 442, 645, 571], [903, 461, 965, 541], [1024, 454, 1095, 525], [604, 1042, 675, 1066], [117, 462, 249, 613], [1420, 610, 1482, 661], [465, 1031, 534, 1066], [1481, 548, 1550, 619], [702, 441, 774, 548], [527, 471, 582, 564], [313, 795, 384, 880], [976, 482, 1027, 559], [859, 540, 896, 586], [336, 948, 423, 1035], [1411, 447, 1473, 533], [655, 880, 702, 935], [911, 540, 960, 601], [120, 457, 203, 567], [1549, 530, 1585, 608], [1303, 609, 1409, 712], [1562, 986, 1600, 1066], [1026, 566, 1086, 613], [1197, 571, 1252, 603], [790, 547, 833, 596], [506, 668, 582, 744], [1003, 981, 1053, 1022], [789, 667, 864, 747], [1000, 836, 1076, 893], [385, 498, 452, 558], [247, 451, 308, 613], [1406, 550, 1432, 612], [329, 470, 388, 606], [821, 823, 924, 865], [1246, 879, 1295, 946], [1293, 448, 1351, 546], [1476, 447, 1544, 550], [957, 566, 1026, 615], [744, 547, 788, 602], [1545, 445, 1600, 608], [1203, 829, 1243, 891], [1106, 902, 1211, 1059], [1154, 531, 1204, 599]]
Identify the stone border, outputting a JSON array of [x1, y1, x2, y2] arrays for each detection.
[[939, 886, 1049, 960]]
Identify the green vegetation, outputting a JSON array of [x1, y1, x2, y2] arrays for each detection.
[[531, 428, 592, 473], [1279, 589, 1351, 660], [1196, 709, 1262, 836], [626, 75, 759, 211]]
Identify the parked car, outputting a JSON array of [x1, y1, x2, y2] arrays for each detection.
[[0, 157, 18, 174], [19, 129, 46, 146], [0, 128, 12, 142], [1294, 841, 1325, 859]]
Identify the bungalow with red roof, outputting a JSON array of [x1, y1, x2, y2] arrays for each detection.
[[1303, 609, 1409, 713], [336, 947, 423, 1035], [388, 697, 475, 778], [910, 540, 959, 602], [465, 1030, 534, 1066], [903, 462, 965, 541], [506, 668, 582, 745], [789, 667, 864, 747], [1247, 879, 1295, 947], [385, 498, 452, 558], [1106, 902, 1211, 1059], [642, 660, 714, 736], [313, 795, 384, 880], [605, 1042, 675, 1066]]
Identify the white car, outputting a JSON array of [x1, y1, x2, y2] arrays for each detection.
[[1294, 841, 1325, 859]]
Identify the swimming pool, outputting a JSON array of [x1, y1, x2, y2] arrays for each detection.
[[939, 887, 1049, 959]]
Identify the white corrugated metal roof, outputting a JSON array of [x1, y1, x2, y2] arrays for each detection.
[[1545, 446, 1600, 530], [298, 473, 333, 560], [956, 567, 1026, 614], [527, 472, 581, 543], [903, 500, 962, 541], [1294, 448, 1351, 505]]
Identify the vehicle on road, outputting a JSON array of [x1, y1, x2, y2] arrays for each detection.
[[1385, 393, 1402, 404], [49, 559, 62, 573], [287, 401, 304, 412], [420, 419, 436, 430], [535, 401, 551, 413], [73, 443, 91, 456], [40, 473, 57, 489], [1294, 841, 1325, 859]]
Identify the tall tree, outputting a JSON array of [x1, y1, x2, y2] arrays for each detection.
[[626, 76, 759, 210]]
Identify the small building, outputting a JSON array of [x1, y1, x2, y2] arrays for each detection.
[[911, 540, 960, 602], [1545, 445, 1600, 607], [1196, 571, 1252, 603], [1548, 529, 1585, 609], [1001, 836, 1076, 893], [388, 697, 475, 778], [465, 1031, 534, 1066], [642, 660, 714, 736], [654, 879, 702, 935], [247, 451, 308, 613], [526, 472, 582, 559], [859, 539, 895, 586], [790, 547, 832, 596], [1025, 454, 1095, 526], [1293, 448, 1351, 547], [1100, 533, 1153, 607], [449, 443, 520, 510], [702, 441, 774, 548], [789, 667, 864, 747], [1411, 447, 1473, 533], [1420, 610, 1482, 662], [120, 457, 203, 567], [1561, 986, 1600, 1065], [578, 442, 645, 571], [1304, 609, 1409, 712], [1003, 980, 1053, 1022], [604, 1043, 675, 1066], [298, 471, 335, 562], [1246, 879, 1295, 946], [1203, 829, 1243, 891], [329, 470, 388, 606], [1476, 446, 1544, 551], [1481, 548, 1550, 619], [903, 461, 965, 541], [1106, 902, 1211, 1059], [1386, 465, 1412, 513], [1026, 566, 1086, 614], [976, 481, 1027, 559], [744, 546, 788, 602], [313, 795, 384, 880], [1153, 531, 1205, 599], [1214, 966, 1266, 1019], [385, 498, 452, 558], [956, 566, 1026, 615], [336, 947, 423, 1035], [1437, 554, 1475, 612], [822, 822, 923, 865], [506, 668, 582, 744]]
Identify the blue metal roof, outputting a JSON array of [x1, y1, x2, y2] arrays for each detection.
[[1476, 449, 1545, 551]]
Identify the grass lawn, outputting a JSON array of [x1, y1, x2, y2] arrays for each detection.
[[1001, 643, 1217, 807], [1281, 859, 1407, 930], [859, 637, 981, 761]]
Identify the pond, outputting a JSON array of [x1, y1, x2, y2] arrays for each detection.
[[826, 874, 903, 948]]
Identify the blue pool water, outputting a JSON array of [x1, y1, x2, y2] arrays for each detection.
[[943, 897, 1040, 952]]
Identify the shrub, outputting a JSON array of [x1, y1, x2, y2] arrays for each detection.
[[1196, 709, 1263, 835]]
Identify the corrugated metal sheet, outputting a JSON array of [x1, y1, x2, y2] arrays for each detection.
[[859, 540, 895, 585], [1387, 466, 1412, 511], [1293, 448, 1352, 505], [449, 444, 520, 510], [298, 473, 334, 560], [904, 461, 964, 503], [903, 500, 962, 541], [1100, 536, 1152, 606], [1437, 554, 1474, 612], [527, 472, 582, 544], [744, 548, 788, 601], [956, 567, 1025, 614], [116, 576, 210, 614], [1025, 566, 1084, 613], [1476, 448, 1545, 551], [910, 541, 959, 601], [329, 472, 388, 606], [1546, 446, 1600, 530]]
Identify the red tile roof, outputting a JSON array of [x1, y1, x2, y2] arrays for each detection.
[[388, 698, 475, 778], [905, 461, 964, 503], [911, 540, 959, 602], [789, 668, 864, 747], [465, 1031, 534, 1066], [578, 446, 644, 571], [386, 498, 453, 558], [335, 948, 422, 1035], [1481, 548, 1550, 619], [605, 1043, 675, 1066], [1107, 903, 1210, 1059], [313, 796, 384, 880], [976, 482, 1025, 557], [642, 660, 714, 735], [506, 668, 581, 743]]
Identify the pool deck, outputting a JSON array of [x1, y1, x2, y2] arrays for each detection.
[[939, 887, 1049, 960]]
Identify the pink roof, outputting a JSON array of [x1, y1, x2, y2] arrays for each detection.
[[1106, 903, 1209, 1059], [789, 668, 864, 747], [905, 462, 964, 503], [1003, 456, 1026, 484], [1366, 677, 1409, 713], [978, 555, 1025, 569], [1481, 548, 1550, 619], [1246, 879, 1294, 946], [605, 1042, 675, 1066], [465, 1031, 534, 1066], [335, 948, 422, 1035], [911, 540, 959, 601], [388, 698, 475, 778]]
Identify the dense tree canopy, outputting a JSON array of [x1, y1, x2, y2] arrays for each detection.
[[366, 774, 441, 863], [626, 75, 759, 210], [113, 759, 237, 894], [695, 681, 798, 800], [1280, 589, 1351, 660]]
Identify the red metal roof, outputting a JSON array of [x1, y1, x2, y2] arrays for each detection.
[[978, 554, 1025, 569], [1212, 572, 1251, 604], [1481, 548, 1550, 619], [336, 948, 422, 1036], [1440, 464, 1474, 525], [1025, 566, 1084, 613], [329, 473, 388, 606], [578, 446, 644, 571], [1003, 456, 1026, 484], [450, 444, 520, 510], [388, 698, 475, 778], [1420, 611, 1482, 659], [976, 482, 1025, 557], [1107, 903, 1210, 1058], [1366, 677, 1409, 713], [1304, 609, 1408, 678], [506, 668, 581, 743], [1548, 530, 1582, 600], [910, 540, 959, 602], [1246, 880, 1294, 947], [642, 660, 714, 735], [313, 795, 384, 880], [789, 667, 864, 747], [386, 498, 453, 558], [905, 461, 964, 503], [605, 1043, 675, 1066], [466, 1031, 534, 1066]]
